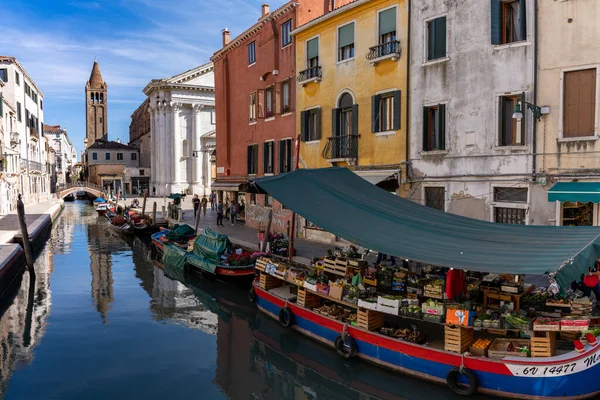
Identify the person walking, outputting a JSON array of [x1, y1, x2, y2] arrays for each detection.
[[152, 186, 156, 197], [201, 195, 208, 216], [229, 200, 238, 226], [210, 192, 216, 211], [216, 201, 224, 226], [192, 194, 200, 218]]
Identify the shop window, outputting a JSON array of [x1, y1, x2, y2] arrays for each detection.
[[495, 207, 526, 225], [247, 144, 258, 175], [491, 0, 526, 45], [562, 202, 593, 226], [249, 92, 257, 123], [372, 91, 401, 133], [248, 41, 256, 65], [338, 22, 355, 61], [263, 141, 274, 174], [427, 16, 446, 61], [282, 19, 292, 47], [422, 104, 446, 151], [424, 187, 445, 211], [499, 94, 525, 145], [279, 139, 292, 173], [300, 108, 321, 141], [563, 68, 597, 138]]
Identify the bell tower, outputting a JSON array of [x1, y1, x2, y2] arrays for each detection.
[[85, 59, 108, 147]]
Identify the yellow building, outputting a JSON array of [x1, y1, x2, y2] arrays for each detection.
[[293, 0, 408, 194]]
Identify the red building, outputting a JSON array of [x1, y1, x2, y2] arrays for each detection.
[[211, 1, 349, 234]]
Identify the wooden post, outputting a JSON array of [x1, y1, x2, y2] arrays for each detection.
[[16, 194, 34, 271], [261, 209, 273, 253], [152, 202, 157, 225], [195, 205, 202, 233], [141, 191, 147, 217]]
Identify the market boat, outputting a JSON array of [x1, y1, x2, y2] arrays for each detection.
[[63, 193, 75, 202], [93, 197, 107, 206], [151, 225, 197, 253], [246, 167, 600, 399], [95, 203, 111, 216]]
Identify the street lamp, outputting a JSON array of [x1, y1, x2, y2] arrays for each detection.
[[513, 99, 549, 122]]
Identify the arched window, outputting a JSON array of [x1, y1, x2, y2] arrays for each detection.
[[95, 92, 99, 103], [90, 93, 94, 102], [337, 93, 354, 136], [100, 93, 104, 103]]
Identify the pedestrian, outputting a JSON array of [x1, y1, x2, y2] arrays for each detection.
[[216, 201, 224, 226], [153, 186, 156, 196], [225, 198, 230, 219], [201, 195, 208, 216], [230, 200, 238, 226], [192, 194, 200, 218], [210, 191, 216, 211]]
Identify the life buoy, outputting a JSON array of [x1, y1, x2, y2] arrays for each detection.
[[248, 287, 256, 303], [278, 307, 294, 328], [446, 367, 479, 396], [334, 334, 357, 359]]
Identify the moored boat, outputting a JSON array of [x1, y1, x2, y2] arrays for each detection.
[[93, 197, 107, 206], [75, 191, 87, 200], [63, 194, 75, 202], [151, 225, 197, 253], [106, 213, 134, 235], [96, 203, 110, 216]]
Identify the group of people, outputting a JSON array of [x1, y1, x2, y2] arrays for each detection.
[[190, 192, 241, 228]]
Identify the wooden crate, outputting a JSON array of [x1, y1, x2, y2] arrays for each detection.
[[348, 259, 367, 268], [357, 308, 385, 331], [424, 287, 443, 299], [531, 331, 556, 357], [297, 288, 321, 309], [324, 260, 348, 276], [560, 331, 582, 341], [444, 325, 474, 353], [255, 257, 268, 272], [260, 272, 283, 290], [488, 338, 530, 359]]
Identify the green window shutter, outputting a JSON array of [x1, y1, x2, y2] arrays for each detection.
[[379, 8, 396, 36], [287, 140, 293, 170], [254, 146, 258, 173], [519, 0, 527, 41], [498, 97, 505, 146], [423, 107, 429, 151], [300, 111, 308, 141], [491, 0, 502, 45], [434, 18, 447, 59], [371, 95, 381, 133], [315, 108, 322, 140], [263, 142, 267, 173], [427, 21, 435, 60], [338, 23, 354, 48], [0, 94, 3, 117], [520, 92, 526, 145], [393, 90, 401, 130], [332, 108, 340, 136], [438, 104, 446, 150], [351, 104, 359, 136], [307, 38, 319, 60], [278, 141, 283, 173]]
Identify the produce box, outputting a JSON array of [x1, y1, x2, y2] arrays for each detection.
[[303, 281, 318, 292], [530, 331, 556, 357], [286, 270, 297, 283], [357, 298, 379, 311], [560, 330, 582, 341], [446, 309, 476, 326], [316, 283, 329, 296], [357, 309, 384, 331], [505, 314, 533, 330], [501, 284, 523, 294], [422, 304, 445, 315], [329, 282, 344, 300], [469, 338, 492, 357], [377, 296, 401, 315], [260, 272, 283, 290], [534, 317, 561, 331], [444, 325, 474, 353], [363, 277, 377, 286], [424, 287, 443, 299], [297, 288, 321, 308], [423, 313, 445, 324], [561, 318, 590, 331], [407, 286, 422, 295], [255, 257, 268, 272], [488, 338, 530, 359]]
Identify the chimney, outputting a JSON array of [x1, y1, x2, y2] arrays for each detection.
[[261, 4, 270, 16], [222, 28, 231, 46]]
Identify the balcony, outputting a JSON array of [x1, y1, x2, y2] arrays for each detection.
[[366, 40, 401, 65], [322, 135, 359, 164], [29, 127, 39, 141], [297, 66, 322, 86], [10, 132, 20, 147], [20, 158, 44, 172]]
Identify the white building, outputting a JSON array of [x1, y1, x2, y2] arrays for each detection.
[[142, 62, 216, 196], [0, 56, 50, 207], [43, 125, 77, 189], [407, 0, 546, 225]]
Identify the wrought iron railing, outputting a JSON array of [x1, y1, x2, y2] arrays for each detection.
[[366, 40, 401, 61], [10, 132, 20, 146], [322, 135, 359, 160], [297, 66, 322, 83]]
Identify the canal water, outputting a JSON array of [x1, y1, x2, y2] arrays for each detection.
[[0, 202, 487, 400]]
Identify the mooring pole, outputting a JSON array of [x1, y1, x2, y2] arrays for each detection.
[[261, 209, 273, 253], [152, 202, 157, 225], [17, 194, 34, 271], [195, 206, 202, 234], [141, 191, 147, 217]]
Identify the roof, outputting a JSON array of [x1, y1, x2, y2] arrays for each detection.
[[252, 167, 600, 290], [43, 124, 63, 132], [87, 60, 105, 89], [0, 56, 44, 96], [87, 139, 137, 151], [142, 62, 214, 95], [291, 0, 366, 36], [211, 1, 297, 61]]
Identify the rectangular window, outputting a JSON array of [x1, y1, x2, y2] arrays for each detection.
[[494, 187, 527, 203], [306, 37, 319, 69], [282, 20, 292, 47], [563, 68, 597, 138], [499, 94, 525, 145], [422, 104, 446, 151], [372, 91, 401, 133], [263, 141, 274, 174], [40, 100, 43, 110], [427, 17, 447, 61], [491, 0, 526, 45], [17, 102, 22, 122], [338, 22, 355, 61], [248, 41, 256, 65], [15, 71, 20, 86], [117, 153, 123, 161], [424, 187, 445, 211], [249, 92, 257, 122], [279, 139, 292, 173], [247, 144, 258, 174], [131, 153, 137, 160], [92, 152, 98, 160], [264, 194, 272, 207], [495, 207, 526, 225], [265, 86, 274, 118], [379, 7, 397, 44], [140, 169, 144, 176], [301, 108, 321, 141], [0, 69, 7, 83], [105, 152, 111, 161], [281, 80, 291, 114]]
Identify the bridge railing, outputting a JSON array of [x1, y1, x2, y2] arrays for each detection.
[[57, 181, 103, 193]]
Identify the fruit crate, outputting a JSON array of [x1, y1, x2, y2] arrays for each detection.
[[260, 272, 283, 290], [530, 331, 556, 357], [347, 258, 367, 268], [488, 338, 530, 359], [424, 287, 443, 299], [357, 309, 385, 331], [255, 257, 268, 272], [323, 258, 348, 276], [533, 318, 561, 332], [559, 331, 582, 341], [444, 325, 474, 353], [297, 287, 321, 308]]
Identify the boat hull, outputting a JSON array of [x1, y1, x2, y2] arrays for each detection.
[[254, 282, 600, 399]]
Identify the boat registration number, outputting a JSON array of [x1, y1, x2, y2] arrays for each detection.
[[507, 353, 600, 377]]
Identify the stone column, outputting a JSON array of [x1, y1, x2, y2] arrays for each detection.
[[165, 103, 173, 194], [148, 106, 156, 188], [172, 103, 182, 187], [158, 102, 167, 191], [193, 104, 204, 192]]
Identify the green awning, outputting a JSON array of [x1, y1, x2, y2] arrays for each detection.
[[252, 168, 600, 289], [548, 182, 600, 203]]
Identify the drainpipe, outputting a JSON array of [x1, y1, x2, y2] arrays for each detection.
[[532, 0, 538, 182], [404, 0, 412, 187]]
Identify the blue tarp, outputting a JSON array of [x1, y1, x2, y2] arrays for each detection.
[[93, 197, 106, 203]]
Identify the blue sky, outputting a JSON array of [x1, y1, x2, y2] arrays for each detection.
[[1, 0, 282, 159]]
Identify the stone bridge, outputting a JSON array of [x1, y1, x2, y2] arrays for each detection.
[[57, 182, 105, 199]]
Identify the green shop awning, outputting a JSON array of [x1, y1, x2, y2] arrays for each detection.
[[252, 168, 600, 289], [548, 182, 600, 203]]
